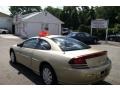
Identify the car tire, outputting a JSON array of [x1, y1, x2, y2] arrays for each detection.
[[2, 31, 6, 34], [40, 64, 57, 85], [94, 39, 97, 44], [10, 51, 17, 64], [109, 38, 113, 41]]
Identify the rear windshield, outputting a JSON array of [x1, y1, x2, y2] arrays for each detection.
[[51, 37, 91, 51], [84, 33, 90, 37], [68, 32, 77, 37]]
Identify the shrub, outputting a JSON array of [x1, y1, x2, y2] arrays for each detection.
[[78, 24, 90, 33]]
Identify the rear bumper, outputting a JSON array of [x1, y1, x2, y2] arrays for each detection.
[[58, 60, 111, 84]]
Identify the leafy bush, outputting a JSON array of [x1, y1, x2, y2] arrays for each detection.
[[77, 24, 90, 33], [114, 24, 120, 33]]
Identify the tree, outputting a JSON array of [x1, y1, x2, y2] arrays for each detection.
[[95, 6, 120, 27], [44, 6, 62, 19], [61, 6, 80, 30], [9, 6, 42, 16], [77, 6, 95, 25]]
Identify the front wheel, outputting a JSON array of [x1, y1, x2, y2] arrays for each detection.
[[40, 64, 57, 85], [10, 51, 17, 64], [109, 37, 113, 41], [2, 31, 6, 34], [94, 39, 97, 44]]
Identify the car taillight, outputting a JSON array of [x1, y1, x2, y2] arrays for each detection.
[[69, 56, 87, 64]]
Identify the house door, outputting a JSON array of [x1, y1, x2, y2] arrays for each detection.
[[12, 24, 15, 34]]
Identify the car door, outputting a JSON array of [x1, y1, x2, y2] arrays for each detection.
[[76, 33, 85, 42], [17, 38, 39, 68], [84, 33, 93, 43], [31, 39, 51, 73]]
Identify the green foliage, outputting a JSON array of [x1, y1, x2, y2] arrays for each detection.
[[95, 6, 120, 27], [61, 6, 80, 30], [45, 6, 62, 19], [114, 24, 120, 33], [9, 6, 42, 16], [78, 24, 90, 33]]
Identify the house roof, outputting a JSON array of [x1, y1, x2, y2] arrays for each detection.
[[21, 12, 38, 18], [22, 12, 40, 20], [0, 12, 10, 17], [20, 11, 64, 24]]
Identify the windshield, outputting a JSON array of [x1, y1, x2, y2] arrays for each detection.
[[51, 37, 91, 51]]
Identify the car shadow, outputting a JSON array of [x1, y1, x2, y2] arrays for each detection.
[[9, 61, 44, 85], [93, 80, 112, 85]]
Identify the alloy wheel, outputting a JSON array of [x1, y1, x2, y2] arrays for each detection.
[[42, 67, 53, 85], [10, 51, 16, 63]]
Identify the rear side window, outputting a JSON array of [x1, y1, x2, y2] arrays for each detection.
[[22, 38, 39, 49], [84, 33, 90, 37], [51, 37, 90, 51], [36, 39, 51, 50], [77, 33, 85, 37]]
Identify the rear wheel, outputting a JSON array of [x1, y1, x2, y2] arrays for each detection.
[[109, 37, 113, 41], [2, 31, 6, 34], [94, 39, 97, 44], [10, 51, 17, 64], [40, 64, 57, 85]]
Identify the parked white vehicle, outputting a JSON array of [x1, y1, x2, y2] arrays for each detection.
[[0, 29, 9, 34]]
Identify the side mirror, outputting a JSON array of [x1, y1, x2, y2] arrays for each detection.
[[17, 43, 23, 47]]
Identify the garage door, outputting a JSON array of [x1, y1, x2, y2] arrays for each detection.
[[48, 24, 59, 35], [25, 22, 42, 37]]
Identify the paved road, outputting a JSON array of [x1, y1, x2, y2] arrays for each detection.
[[0, 35, 120, 85]]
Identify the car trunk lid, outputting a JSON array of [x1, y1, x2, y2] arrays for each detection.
[[66, 49, 107, 68]]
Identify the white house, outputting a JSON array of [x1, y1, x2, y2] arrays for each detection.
[[13, 11, 64, 38], [0, 12, 12, 32]]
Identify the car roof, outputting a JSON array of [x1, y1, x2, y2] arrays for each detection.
[[70, 32, 88, 34], [29, 35, 65, 39], [46, 35, 65, 38], [70, 32, 78, 33]]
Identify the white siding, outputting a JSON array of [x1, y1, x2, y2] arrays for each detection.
[[24, 22, 42, 37], [58, 24, 62, 35], [0, 17, 12, 31], [21, 22, 61, 38], [48, 24, 59, 35]]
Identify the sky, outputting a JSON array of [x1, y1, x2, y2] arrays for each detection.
[[0, 6, 10, 15]]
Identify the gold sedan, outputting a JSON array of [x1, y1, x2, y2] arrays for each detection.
[[10, 35, 111, 85]]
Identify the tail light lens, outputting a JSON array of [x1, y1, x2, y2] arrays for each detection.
[[69, 57, 86, 64], [69, 57, 88, 69]]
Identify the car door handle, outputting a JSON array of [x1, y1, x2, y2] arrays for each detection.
[[32, 58, 39, 61], [20, 53, 30, 58]]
